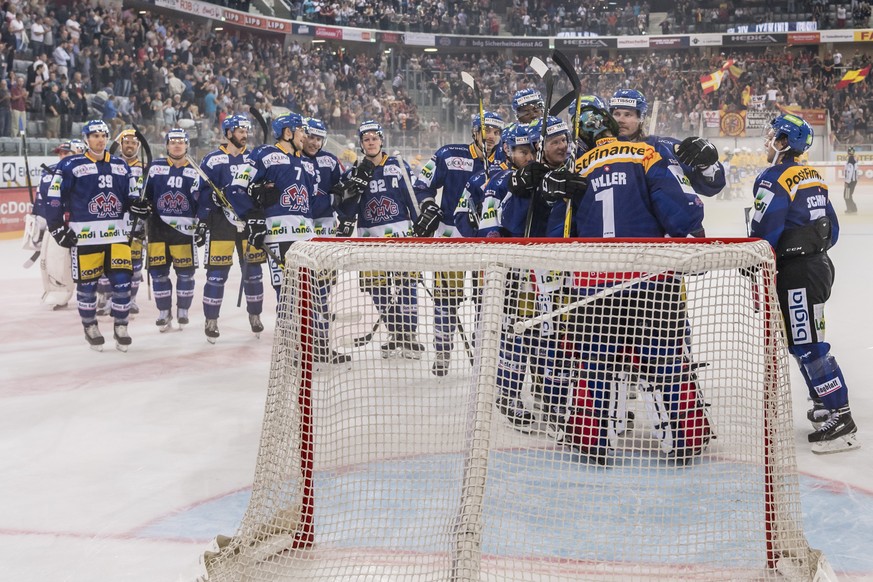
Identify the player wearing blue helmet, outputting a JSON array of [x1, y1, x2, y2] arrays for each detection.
[[332, 120, 424, 360], [750, 114, 858, 454], [410, 110, 504, 374], [300, 116, 351, 365], [512, 88, 545, 124], [609, 89, 726, 198], [44, 119, 143, 351], [141, 128, 200, 332], [197, 112, 266, 343]]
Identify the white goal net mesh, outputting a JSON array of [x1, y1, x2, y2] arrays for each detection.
[[200, 239, 824, 582]]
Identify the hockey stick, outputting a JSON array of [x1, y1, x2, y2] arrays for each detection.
[[185, 154, 284, 268], [551, 49, 582, 238], [512, 271, 669, 334], [417, 276, 475, 367], [549, 90, 576, 117], [524, 56, 554, 237], [460, 72, 490, 179], [394, 152, 421, 220], [350, 314, 383, 348], [249, 105, 269, 145], [743, 206, 761, 312], [22, 250, 40, 269]]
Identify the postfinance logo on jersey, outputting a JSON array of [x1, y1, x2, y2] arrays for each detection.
[[779, 166, 824, 194]]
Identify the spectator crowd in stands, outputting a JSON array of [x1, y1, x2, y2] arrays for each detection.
[[0, 0, 872, 153]]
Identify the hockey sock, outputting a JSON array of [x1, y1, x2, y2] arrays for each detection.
[[395, 277, 419, 336], [790, 343, 849, 410], [497, 330, 528, 401], [151, 268, 174, 312], [433, 300, 457, 353], [77, 280, 99, 323], [203, 267, 230, 320], [107, 270, 132, 322], [131, 261, 143, 300], [176, 269, 196, 311], [243, 262, 264, 316]]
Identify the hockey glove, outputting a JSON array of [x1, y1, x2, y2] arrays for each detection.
[[412, 199, 443, 237], [129, 197, 151, 220], [336, 217, 356, 237], [675, 137, 719, 169], [49, 224, 77, 248], [541, 170, 588, 205], [466, 208, 480, 232], [509, 161, 549, 199], [244, 210, 267, 250], [194, 220, 207, 247], [349, 158, 376, 191], [250, 181, 280, 207]]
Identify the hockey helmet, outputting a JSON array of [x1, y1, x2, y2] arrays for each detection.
[[165, 127, 190, 145], [358, 120, 384, 141], [848, 146, 855, 155], [305, 117, 328, 138], [471, 111, 505, 131], [115, 128, 138, 143], [577, 106, 620, 148], [768, 114, 813, 153], [568, 95, 607, 120], [528, 115, 570, 145], [512, 88, 545, 116], [503, 123, 535, 149], [609, 89, 648, 118], [272, 113, 304, 140], [68, 139, 87, 154], [81, 119, 111, 138], [222, 114, 252, 134]]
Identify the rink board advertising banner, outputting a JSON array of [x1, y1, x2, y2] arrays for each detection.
[[0, 187, 32, 236]]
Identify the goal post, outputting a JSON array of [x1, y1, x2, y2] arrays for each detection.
[[198, 238, 835, 582]]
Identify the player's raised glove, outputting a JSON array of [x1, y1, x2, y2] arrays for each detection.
[[336, 217, 356, 237], [509, 161, 549, 198], [129, 197, 151, 220], [676, 137, 719, 169], [49, 224, 77, 248], [194, 220, 207, 247], [412, 199, 443, 237], [244, 210, 267, 250], [541, 170, 588, 205]]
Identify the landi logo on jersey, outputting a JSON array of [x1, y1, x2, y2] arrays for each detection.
[[268, 220, 310, 235], [280, 185, 310, 212], [88, 192, 123, 218], [363, 196, 400, 222], [158, 192, 191, 214]]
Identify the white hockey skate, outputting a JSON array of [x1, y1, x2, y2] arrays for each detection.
[[113, 323, 132, 352], [83, 322, 104, 352]]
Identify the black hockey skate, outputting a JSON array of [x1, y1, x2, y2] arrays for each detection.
[[205, 318, 220, 344], [177, 308, 190, 328], [249, 314, 264, 337], [808, 406, 860, 454], [83, 322, 104, 352], [431, 351, 451, 376], [113, 323, 132, 352], [496, 395, 534, 428]]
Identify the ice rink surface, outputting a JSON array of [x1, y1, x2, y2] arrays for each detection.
[[0, 190, 871, 582]]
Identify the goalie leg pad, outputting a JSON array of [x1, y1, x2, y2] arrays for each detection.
[[566, 360, 610, 464], [642, 365, 713, 460]]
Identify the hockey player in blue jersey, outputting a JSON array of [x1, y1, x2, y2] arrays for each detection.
[[111, 129, 147, 315], [44, 119, 146, 351], [750, 114, 858, 454], [197, 114, 265, 343], [225, 113, 318, 299], [33, 139, 86, 309], [142, 128, 200, 332], [452, 126, 513, 237], [540, 106, 708, 464], [333, 120, 423, 359], [301, 116, 351, 365], [411, 111, 503, 375], [608, 89, 726, 198]]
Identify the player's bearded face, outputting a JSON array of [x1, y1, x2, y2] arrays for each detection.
[[484, 126, 502, 151], [121, 137, 139, 158], [611, 108, 641, 138], [231, 127, 248, 147], [511, 145, 535, 168]]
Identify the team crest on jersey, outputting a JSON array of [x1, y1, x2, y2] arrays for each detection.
[[280, 184, 310, 212], [364, 196, 400, 222], [88, 192, 123, 218], [301, 159, 316, 176], [158, 192, 192, 214]]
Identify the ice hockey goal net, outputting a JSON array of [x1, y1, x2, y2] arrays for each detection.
[[199, 238, 832, 582]]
